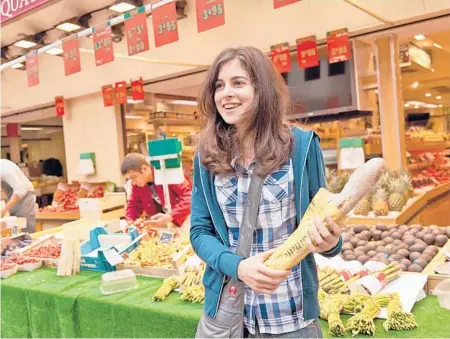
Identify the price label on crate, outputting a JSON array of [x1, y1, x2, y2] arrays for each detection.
[[63, 38, 81, 76], [296, 35, 319, 69], [196, 0, 225, 33], [93, 26, 114, 66], [159, 231, 174, 244], [152, 0, 179, 47], [125, 11, 150, 56], [26, 51, 39, 87], [327, 28, 351, 64], [271, 43, 291, 73], [115, 81, 128, 105]]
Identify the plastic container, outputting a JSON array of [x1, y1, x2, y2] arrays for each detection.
[[0, 264, 18, 279], [434, 279, 450, 310], [100, 269, 138, 295], [18, 259, 43, 272]]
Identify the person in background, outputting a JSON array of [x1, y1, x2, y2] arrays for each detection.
[[1, 159, 37, 233], [121, 153, 192, 234]]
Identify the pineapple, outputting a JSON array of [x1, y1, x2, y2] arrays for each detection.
[[388, 178, 409, 211], [399, 170, 414, 199], [376, 170, 392, 190], [354, 197, 372, 216], [372, 187, 389, 216], [326, 170, 350, 194]]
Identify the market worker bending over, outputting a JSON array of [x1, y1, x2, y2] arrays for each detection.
[[121, 153, 192, 233], [1, 159, 37, 233]]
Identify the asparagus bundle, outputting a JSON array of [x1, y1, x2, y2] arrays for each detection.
[[350, 264, 401, 295], [152, 276, 179, 301], [328, 300, 346, 337], [383, 293, 418, 331], [346, 297, 380, 336]]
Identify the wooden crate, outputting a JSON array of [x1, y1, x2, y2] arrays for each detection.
[[423, 240, 450, 294]]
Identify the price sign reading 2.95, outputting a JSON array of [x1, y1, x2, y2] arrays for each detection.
[[196, 0, 225, 33]]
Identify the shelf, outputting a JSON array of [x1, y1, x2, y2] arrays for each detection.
[[149, 119, 201, 127], [407, 141, 450, 153]]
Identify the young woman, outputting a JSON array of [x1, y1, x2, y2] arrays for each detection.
[[190, 46, 342, 338]]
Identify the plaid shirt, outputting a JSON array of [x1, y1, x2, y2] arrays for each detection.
[[214, 158, 314, 335]]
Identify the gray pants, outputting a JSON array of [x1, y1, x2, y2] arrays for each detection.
[[10, 192, 36, 234], [245, 320, 323, 338]]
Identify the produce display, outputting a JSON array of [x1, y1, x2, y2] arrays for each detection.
[[87, 185, 105, 198], [27, 244, 62, 259], [406, 127, 450, 142], [1, 234, 33, 256], [264, 158, 386, 270], [6, 256, 41, 266], [341, 224, 449, 272], [409, 151, 450, 187], [0, 262, 16, 271], [39, 188, 79, 212]]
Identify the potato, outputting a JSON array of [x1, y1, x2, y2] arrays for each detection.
[[408, 264, 423, 272], [409, 252, 421, 261]]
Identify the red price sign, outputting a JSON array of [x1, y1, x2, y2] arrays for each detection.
[[125, 11, 150, 56], [115, 81, 128, 105], [152, 0, 179, 47], [102, 85, 115, 107], [327, 28, 351, 64], [55, 96, 65, 116], [94, 26, 114, 66], [26, 51, 39, 87], [131, 77, 144, 101], [296, 36, 319, 69], [274, 0, 300, 9], [6, 124, 19, 137], [271, 43, 291, 73], [63, 38, 81, 76], [196, 0, 225, 33]]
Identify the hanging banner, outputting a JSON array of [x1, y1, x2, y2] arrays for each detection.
[[274, 0, 300, 9], [327, 28, 351, 64], [102, 85, 115, 107], [152, 0, 179, 47], [93, 26, 114, 66], [6, 124, 19, 137], [296, 35, 319, 69], [131, 77, 145, 101], [196, 0, 225, 33], [1, 0, 53, 25], [270, 43, 291, 73], [63, 38, 81, 76], [26, 51, 39, 87], [125, 10, 150, 56], [115, 81, 128, 105], [55, 96, 65, 116]]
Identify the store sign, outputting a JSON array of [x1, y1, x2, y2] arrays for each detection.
[[125, 10, 150, 56], [327, 28, 351, 64], [152, 0, 179, 47], [296, 35, 319, 69], [271, 43, 291, 73], [131, 77, 144, 101], [102, 85, 114, 107], [196, 0, 225, 33], [1, 0, 53, 25], [26, 50, 39, 87], [6, 123, 19, 137], [63, 38, 81, 76], [93, 26, 114, 66], [115, 81, 127, 105], [274, 0, 300, 9], [55, 96, 65, 116]]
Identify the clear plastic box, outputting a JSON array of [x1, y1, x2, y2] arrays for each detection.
[[100, 269, 138, 295], [434, 279, 450, 310]]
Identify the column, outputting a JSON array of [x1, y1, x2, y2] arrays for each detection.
[[62, 92, 125, 185], [8, 136, 22, 163], [374, 34, 407, 171]]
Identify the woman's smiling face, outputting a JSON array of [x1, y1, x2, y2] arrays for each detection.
[[214, 58, 255, 127]]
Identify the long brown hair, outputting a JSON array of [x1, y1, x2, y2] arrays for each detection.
[[196, 46, 292, 176]]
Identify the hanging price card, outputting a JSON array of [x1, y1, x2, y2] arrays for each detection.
[[94, 26, 114, 66], [63, 38, 81, 76], [55, 96, 65, 116], [296, 35, 319, 69], [131, 77, 144, 101], [196, 0, 225, 33], [115, 81, 128, 105], [26, 51, 39, 87], [6, 124, 19, 137], [102, 85, 115, 107], [327, 28, 351, 64], [152, 0, 179, 47], [271, 43, 291, 73], [125, 10, 150, 56], [274, 0, 300, 9]]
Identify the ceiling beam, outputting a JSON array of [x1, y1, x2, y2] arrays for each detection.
[[343, 0, 393, 26]]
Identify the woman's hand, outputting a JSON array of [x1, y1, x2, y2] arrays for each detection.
[[237, 249, 291, 294], [307, 216, 341, 253]]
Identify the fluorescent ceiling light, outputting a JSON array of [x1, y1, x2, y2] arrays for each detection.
[[404, 104, 410, 107], [125, 115, 144, 119], [411, 81, 420, 88], [414, 105, 419, 109], [56, 22, 82, 32], [425, 93, 432, 97], [11, 63, 24, 69], [45, 47, 63, 55], [109, 2, 136, 13], [13, 40, 37, 48], [439, 104, 443, 107], [21, 127, 43, 131], [436, 96, 442, 100], [423, 104, 439, 108], [405, 100, 425, 106], [414, 34, 426, 41], [433, 43, 442, 49], [127, 97, 144, 104], [171, 100, 197, 106]]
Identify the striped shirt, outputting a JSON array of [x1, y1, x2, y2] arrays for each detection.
[[214, 158, 313, 335]]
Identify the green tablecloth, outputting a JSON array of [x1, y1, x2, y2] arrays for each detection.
[[1, 268, 449, 338]]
